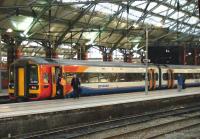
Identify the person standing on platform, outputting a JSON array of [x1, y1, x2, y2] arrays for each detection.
[[71, 74, 81, 98], [182, 75, 186, 89], [177, 74, 183, 92], [56, 73, 63, 98]]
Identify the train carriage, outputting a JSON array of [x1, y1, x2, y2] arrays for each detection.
[[8, 57, 200, 100]]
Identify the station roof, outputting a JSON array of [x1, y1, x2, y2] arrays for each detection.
[[0, 0, 199, 57]]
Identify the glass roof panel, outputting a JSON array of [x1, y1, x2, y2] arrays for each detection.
[[181, 25, 191, 33], [59, 0, 93, 3], [144, 16, 162, 26], [179, 0, 188, 6], [194, 29, 200, 35], [183, 3, 196, 11], [187, 16, 199, 25], [170, 11, 185, 19], [147, 2, 157, 11], [152, 4, 169, 13], [95, 3, 119, 15], [158, 9, 174, 16], [165, 0, 176, 6], [136, 2, 148, 9], [131, 1, 147, 7], [122, 9, 143, 21]]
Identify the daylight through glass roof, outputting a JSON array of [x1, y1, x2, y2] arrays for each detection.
[[68, 0, 199, 36]]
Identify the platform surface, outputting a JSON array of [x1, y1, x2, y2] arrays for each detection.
[[0, 87, 200, 119], [0, 89, 7, 96]]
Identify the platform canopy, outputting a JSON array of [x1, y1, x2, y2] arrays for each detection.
[[0, 0, 199, 58]]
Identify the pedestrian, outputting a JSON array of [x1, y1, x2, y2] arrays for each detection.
[[177, 74, 183, 92], [56, 73, 63, 98], [71, 74, 81, 98], [182, 75, 186, 89]]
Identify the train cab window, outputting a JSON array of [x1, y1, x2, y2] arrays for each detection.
[[30, 65, 38, 84], [9, 66, 14, 83], [43, 73, 49, 83]]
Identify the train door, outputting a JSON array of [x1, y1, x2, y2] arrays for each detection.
[[55, 66, 63, 97], [167, 69, 174, 88], [148, 69, 153, 90], [51, 67, 56, 98], [171, 70, 174, 88], [152, 70, 158, 90], [18, 68, 25, 96]]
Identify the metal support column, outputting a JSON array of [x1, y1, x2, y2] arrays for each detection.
[[145, 27, 148, 95], [0, 32, 2, 90]]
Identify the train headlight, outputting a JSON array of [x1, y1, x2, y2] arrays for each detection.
[[29, 85, 39, 90]]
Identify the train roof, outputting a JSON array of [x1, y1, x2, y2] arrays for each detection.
[[11, 57, 200, 69], [12, 57, 147, 68]]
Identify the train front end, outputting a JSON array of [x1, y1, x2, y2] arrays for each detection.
[[8, 59, 41, 100]]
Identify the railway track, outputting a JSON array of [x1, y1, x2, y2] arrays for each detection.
[[16, 102, 200, 139], [0, 95, 10, 104]]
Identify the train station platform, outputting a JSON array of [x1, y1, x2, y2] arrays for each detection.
[[0, 89, 7, 97], [1, 87, 200, 138]]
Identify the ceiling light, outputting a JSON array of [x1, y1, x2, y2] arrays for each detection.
[[133, 23, 139, 28], [6, 28, 13, 33]]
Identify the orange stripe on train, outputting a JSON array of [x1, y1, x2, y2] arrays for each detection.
[[63, 66, 88, 72]]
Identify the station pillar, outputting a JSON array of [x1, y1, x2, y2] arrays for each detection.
[[45, 47, 52, 59], [120, 49, 133, 63], [179, 46, 186, 65], [15, 48, 22, 59], [45, 47, 58, 59], [123, 53, 132, 63], [77, 49, 88, 60], [76, 45, 89, 60], [194, 48, 200, 65], [52, 49, 58, 58], [3, 35, 21, 69], [102, 52, 113, 61]]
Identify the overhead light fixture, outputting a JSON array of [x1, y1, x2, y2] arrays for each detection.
[[156, 22, 163, 27], [20, 33, 28, 38], [133, 23, 139, 28], [72, 43, 76, 46], [6, 28, 13, 33]]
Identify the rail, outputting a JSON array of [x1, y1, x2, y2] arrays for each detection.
[[15, 102, 200, 139]]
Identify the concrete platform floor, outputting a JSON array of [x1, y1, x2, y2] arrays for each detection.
[[0, 87, 199, 118], [0, 89, 7, 96]]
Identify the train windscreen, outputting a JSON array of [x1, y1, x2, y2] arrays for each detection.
[[9, 66, 14, 83], [30, 65, 38, 84]]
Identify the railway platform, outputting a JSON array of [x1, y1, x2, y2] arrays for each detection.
[[1, 87, 200, 138], [0, 89, 7, 96]]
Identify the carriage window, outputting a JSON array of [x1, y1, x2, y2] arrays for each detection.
[[163, 73, 168, 80], [77, 73, 89, 83], [154, 73, 158, 80], [30, 65, 38, 84], [88, 73, 99, 83], [43, 73, 49, 83], [118, 73, 126, 82], [117, 73, 145, 82], [63, 73, 73, 83], [109, 73, 118, 82], [99, 73, 110, 82]]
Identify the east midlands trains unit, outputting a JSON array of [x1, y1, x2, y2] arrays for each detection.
[[8, 57, 200, 100]]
